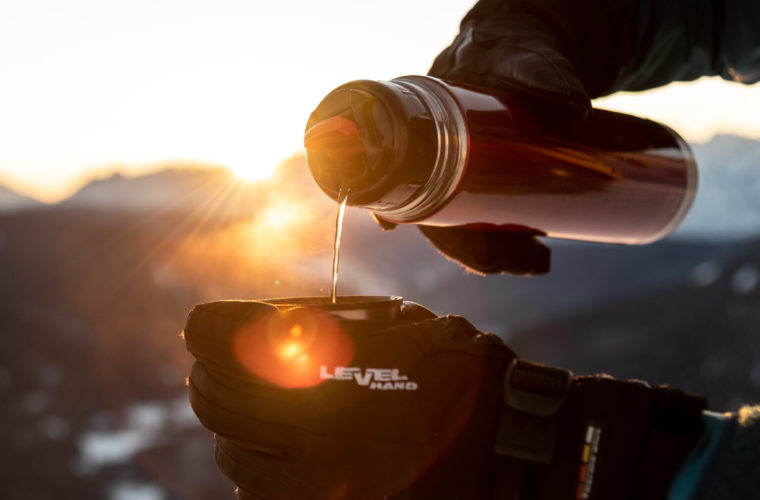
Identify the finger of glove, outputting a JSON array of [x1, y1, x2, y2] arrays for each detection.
[[183, 300, 279, 380], [216, 432, 432, 500], [237, 488, 266, 500], [429, 18, 591, 120], [236, 488, 266, 500], [189, 313, 511, 440], [399, 301, 437, 322], [188, 361, 304, 457], [419, 225, 551, 276], [371, 212, 398, 231]]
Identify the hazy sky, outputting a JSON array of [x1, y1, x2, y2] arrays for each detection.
[[1, 0, 758, 202]]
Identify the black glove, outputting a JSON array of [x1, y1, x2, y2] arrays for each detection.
[[494, 363, 707, 499], [428, 0, 636, 120], [429, 0, 759, 118], [418, 225, 550, 276], [371, 215, 551, 276], [184, 300, 511, 500], [184, 300, 707, 499]]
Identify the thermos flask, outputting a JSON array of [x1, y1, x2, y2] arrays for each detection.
[[304, 75, 697, 244]]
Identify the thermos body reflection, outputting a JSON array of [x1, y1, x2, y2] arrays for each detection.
[[305, 76, 697, 244]]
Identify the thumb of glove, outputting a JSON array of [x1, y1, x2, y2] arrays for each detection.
[[419, 225, 551, 276], [429, 4, 591, 120]]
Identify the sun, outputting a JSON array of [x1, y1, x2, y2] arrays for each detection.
[[229, 162, 280, 182]]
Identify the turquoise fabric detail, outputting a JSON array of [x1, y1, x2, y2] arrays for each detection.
[[667, 412, 729, 500]]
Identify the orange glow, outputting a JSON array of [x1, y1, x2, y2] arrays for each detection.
[[228, 163, 280, 182], [257, 202, 302, 230], [277, 340, 304, 359], [233, 307, 354, 388]]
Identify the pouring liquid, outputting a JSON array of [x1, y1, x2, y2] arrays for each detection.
[[330, 186, 349, 303]]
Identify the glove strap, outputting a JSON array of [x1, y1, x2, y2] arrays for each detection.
[[494, 359, 573, 464]]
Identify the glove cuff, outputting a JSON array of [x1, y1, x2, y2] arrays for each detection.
[[491, 360, 707, 499]]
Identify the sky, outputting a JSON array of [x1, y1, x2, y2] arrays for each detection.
[[1, 0, 758, 202]]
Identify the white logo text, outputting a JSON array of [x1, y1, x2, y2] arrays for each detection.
[[319, 366, 418, 391]]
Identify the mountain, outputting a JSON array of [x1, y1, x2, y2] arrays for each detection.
[[59, 166, 257, 218], [58, 156, 323, 219], [0, 184, 45, 213], [508, 238, 760, 411], [673, 134, 760, 240]]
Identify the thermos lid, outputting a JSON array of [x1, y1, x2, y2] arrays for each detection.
[[304, 80, 438, 208]]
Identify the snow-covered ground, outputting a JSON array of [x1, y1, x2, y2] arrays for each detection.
[[75, 398, 200, 500], [77, 398, 198, 474]]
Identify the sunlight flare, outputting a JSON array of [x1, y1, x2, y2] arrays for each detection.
[[258, 202, 303, 230], [233, 308, 355, 388], [229, 162, 279, 182]]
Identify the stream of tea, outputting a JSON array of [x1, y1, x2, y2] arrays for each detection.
[[330, 187, 349, 303]]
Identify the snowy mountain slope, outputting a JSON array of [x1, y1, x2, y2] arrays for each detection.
[[59, 167, 243, 213], [0, 184, 45, 213], [673, 134, 760, 240]]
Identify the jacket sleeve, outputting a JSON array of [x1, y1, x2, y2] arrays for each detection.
[[670, 405, 760, 500], [618, 0, 760, 91], [701, 405, 760, 500]]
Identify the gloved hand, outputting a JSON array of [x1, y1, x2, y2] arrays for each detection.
[[417, 225, 551, 276], [183, 299, 512, 500], [429, 0, 760, 115], [184, 300, 708, 499], [428, 0, 637, 120], [494, 366, 707, 499], [371, 215, 551, 276]]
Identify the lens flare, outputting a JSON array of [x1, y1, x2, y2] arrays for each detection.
[[233, 307, 354, 388], [277, 340, 303, 359], [257, 203, 302, 231]]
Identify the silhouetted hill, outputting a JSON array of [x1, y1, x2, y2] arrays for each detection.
[[676, 134, 760, 239], [508, 238, 760, 410], [0, 184, 45, 213], [58, 156, 322, 217]]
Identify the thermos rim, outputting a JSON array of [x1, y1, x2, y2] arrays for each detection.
[[372, 76, 469, 223], [634, 127, 699, 244]]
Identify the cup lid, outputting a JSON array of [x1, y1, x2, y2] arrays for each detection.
[[261, 295, 403, 320]]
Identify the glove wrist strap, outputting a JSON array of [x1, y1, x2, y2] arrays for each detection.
[[494, 359, 573, 464]]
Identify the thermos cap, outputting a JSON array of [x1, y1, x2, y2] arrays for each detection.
[[304, 79, 438, 208]]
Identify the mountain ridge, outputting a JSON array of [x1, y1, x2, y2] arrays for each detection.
[[0, 184, 46, 213], [39, 133, 760, 240]]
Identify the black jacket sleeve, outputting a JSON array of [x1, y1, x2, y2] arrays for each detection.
[[429, 0, 759, 118], [619, 0, 760, 91]]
